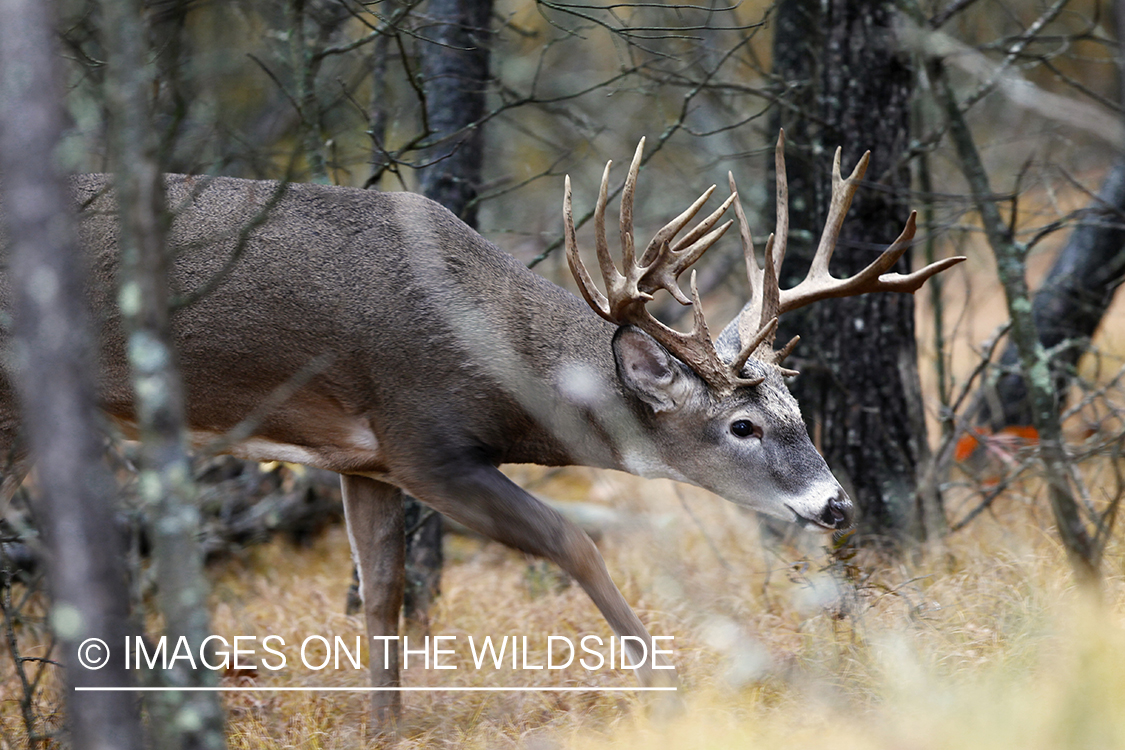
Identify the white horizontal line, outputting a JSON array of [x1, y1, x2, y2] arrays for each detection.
[[76, 686, 677, 692]]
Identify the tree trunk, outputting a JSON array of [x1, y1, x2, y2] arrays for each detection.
[[0, 2, 146, 748], [772, 0, 939, 545], [418, 0, 493, 225], [400, 0, 495, 624], [102, 0, 227, 745]]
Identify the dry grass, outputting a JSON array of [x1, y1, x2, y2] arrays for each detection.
[[4, 458, 1125, 749], [209, 469, 1125, 749]]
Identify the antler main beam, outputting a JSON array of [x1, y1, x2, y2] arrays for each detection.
[[565, 133, 966, 390]]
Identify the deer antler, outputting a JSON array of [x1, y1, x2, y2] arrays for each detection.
[[729, 130, 966, 367], [564, 138, 763, 391], [565, 134, 966, 392]]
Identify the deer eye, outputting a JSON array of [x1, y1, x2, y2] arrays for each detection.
[[730, 419, 760, 439]]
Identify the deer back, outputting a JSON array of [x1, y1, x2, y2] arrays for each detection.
[[63, 174, 625, 479]]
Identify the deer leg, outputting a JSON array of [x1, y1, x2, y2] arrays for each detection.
[[410, 462, 677, 688], [341, 474, 405, 734]]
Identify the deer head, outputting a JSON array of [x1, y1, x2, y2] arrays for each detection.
[[564, 132, 963, 530]]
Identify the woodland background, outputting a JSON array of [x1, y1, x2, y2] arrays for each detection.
[[1, 0, 1124, 747]]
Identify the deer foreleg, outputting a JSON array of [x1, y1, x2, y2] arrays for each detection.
[[341, 474, 405, 734], [410, 462, 677, 688]]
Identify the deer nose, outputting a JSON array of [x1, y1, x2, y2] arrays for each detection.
[[819, 491, 853, 530]]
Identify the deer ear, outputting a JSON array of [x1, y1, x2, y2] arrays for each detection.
[[612, 326, 693, 413]]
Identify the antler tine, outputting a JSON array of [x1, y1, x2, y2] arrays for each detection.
[[636, 187, 736, 304], [759, 227, 781, 340], [731, 130, 796, 359], [728, 174, 765, 350], [762, 131, 788, 338], [727, 174, 759, 299], [564, 174, 612, 322], [640, 184, 717, 266], [808, 147, 869, 281], [771, 130, 789, 282], [681, 271, 764, 388], [681, 270, 721, 372], [594, 160, 625, 295], [775, 334, 800, 364], [619, 138, 645, 271], [875, 252, 967, 293], [724, 137, 787, 357], [731, 316, 776, 377], [640, 214, 735, 306], [669, 190, 736, 254]]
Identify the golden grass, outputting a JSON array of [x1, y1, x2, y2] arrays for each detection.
[[200, 466, 1125, 749], [3, 461, 1125, 749]]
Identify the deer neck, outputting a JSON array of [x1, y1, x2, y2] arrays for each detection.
[[485, 296, 669, 478]]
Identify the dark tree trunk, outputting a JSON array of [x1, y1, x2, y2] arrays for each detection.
[[769, 0, 820, 278], [418, 0, 493, 225], [772, 0, 938, 544], [400, 0, 494, 624], [0, 2, 146, 748]]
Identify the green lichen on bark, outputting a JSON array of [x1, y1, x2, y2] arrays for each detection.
[[934, 64, 1098, 584]]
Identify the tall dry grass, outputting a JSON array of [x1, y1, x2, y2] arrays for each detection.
[[3, 451, 1125, 749], [206, 466, 1125, 748]]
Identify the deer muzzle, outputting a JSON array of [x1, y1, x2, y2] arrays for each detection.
[[787, 487, 853, 532], [818, 489, 853, 530]]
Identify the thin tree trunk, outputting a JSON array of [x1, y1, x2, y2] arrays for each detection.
[[934, 63, 1098, 584], [0, 2, 146, 748], [148, 0, 196, 172], [102, 0, 227, 745], [399, 0, 495, 624], [290, 0, 328, 181], [366, 0, 397, 188]]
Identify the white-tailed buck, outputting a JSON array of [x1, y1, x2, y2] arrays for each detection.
[[0, 132, 962, 727]]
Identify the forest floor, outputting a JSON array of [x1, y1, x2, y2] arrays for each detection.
[[207, 464, 1125, 749], [8, 454, 1125, 749]]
